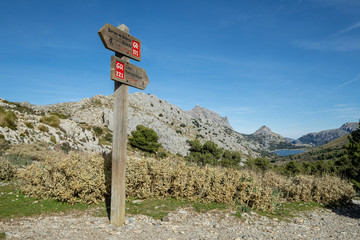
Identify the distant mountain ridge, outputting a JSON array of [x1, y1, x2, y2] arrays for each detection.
[[294, 122, 358, 147]]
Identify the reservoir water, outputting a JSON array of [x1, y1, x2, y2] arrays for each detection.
[[272, 149, 306, 156]]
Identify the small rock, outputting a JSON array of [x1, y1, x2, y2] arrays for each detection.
[[178, 209, 188, 214], [32, 200, 39, 204], [161, 216, 170, 222], [213, 224, 220, 229], [295, 218, 304, 224]]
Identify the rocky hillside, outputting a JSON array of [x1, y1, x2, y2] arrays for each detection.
[[295, 122, 358, 147], [0, 93, 301, 157]]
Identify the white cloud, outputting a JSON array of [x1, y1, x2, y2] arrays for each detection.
[[337, 74, 360, 88], [292, 37, 360, 52], [332, 21, 360, 37]]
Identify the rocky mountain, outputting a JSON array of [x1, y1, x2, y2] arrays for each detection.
[[187, 105, 233, 130], [295, 122, 358, 147], [2, 94, 356, 156], [2, 93, 284, 157], [244, 125, 296, 151]]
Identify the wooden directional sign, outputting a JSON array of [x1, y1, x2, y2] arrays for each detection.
[[110, 56, 149, 90], [98, 23, 141, 61]]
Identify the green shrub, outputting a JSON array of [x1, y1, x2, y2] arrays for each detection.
[[129, 125, 161, 153], [50, 112, 68, 119], [0, 157, 17, 180], [180, 123, 186, 127], [25, 121, 34, 129], [246, 158, 272, 172], [50, 135, 57, 144], [92, 126, 103, 137], [40, 115, 60, 128], [99, 132, 113, 146], [0, 134, 10, 153], [0, 106, 17, 130], [156, 151, 168, 159], [186, 140, 243, 168]]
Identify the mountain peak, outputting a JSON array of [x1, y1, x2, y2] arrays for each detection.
[[187, 105, 233, 129], [254, 125, 272, 135]]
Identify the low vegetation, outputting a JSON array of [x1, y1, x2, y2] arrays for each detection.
[[0, 124, 358, 221], [18, 152, 107, 204], [38, 124, 49, 132], [186, 139, 243, 168], [40, 115, 60, 128], [15, 151, 354, 210], [0, 134, 10, 153], [129, 125, 161, 153], [0, 157, 17, 180], [6, 142, 63, 161], [0, 106, 17, 130]]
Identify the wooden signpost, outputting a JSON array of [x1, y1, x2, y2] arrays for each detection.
[[98, 23, 141, 62], [110, 56, 149, 90], [98, 23, 149, 226]]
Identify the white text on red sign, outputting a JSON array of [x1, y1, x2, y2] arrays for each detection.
[[132, 40, 140, 58], [115, 61, 124, 79]]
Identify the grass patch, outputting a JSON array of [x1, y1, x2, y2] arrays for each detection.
[[50, 112, 68, 119], [40, 115, 60, 128], [99, 132, 113, 146], [38, 124, 49, 132], [3, 154, 33, 167], [126, 198, 191, 219], [192, 201, 228, 213], [0, 106, 17, 130], [256, 201, 323, 222], [25, 121, 34, 129], [0, 232, 5, 239], [0, 182, 90, 219], [0, 181, 328, 223]]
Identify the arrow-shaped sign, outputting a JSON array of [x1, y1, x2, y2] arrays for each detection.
[[98, 23, 141, 61], [110, 56, 149, 90]]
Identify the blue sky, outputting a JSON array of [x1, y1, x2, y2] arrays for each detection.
[[0, 0, 359, 138]]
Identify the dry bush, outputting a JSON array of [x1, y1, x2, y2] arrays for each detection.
[[18, 152, 106, 204], [0, 157, 17, 180], [126, 157, 275, 211], [281, 174, 355, 206], [6, 142, 65, 161], [312, 175, 355, 206], [17, 153, 355, 208]]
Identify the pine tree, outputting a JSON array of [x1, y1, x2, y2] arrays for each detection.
[[338, 121, 360, 189], [129, 125, 161, 153]]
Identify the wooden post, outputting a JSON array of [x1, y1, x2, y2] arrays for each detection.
[[111, 24, 130, 227]]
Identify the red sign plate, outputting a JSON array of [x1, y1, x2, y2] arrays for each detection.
[[115, 61, 125, 79]]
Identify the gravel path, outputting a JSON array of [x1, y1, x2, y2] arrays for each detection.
[[1, 201, 360, 240]]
